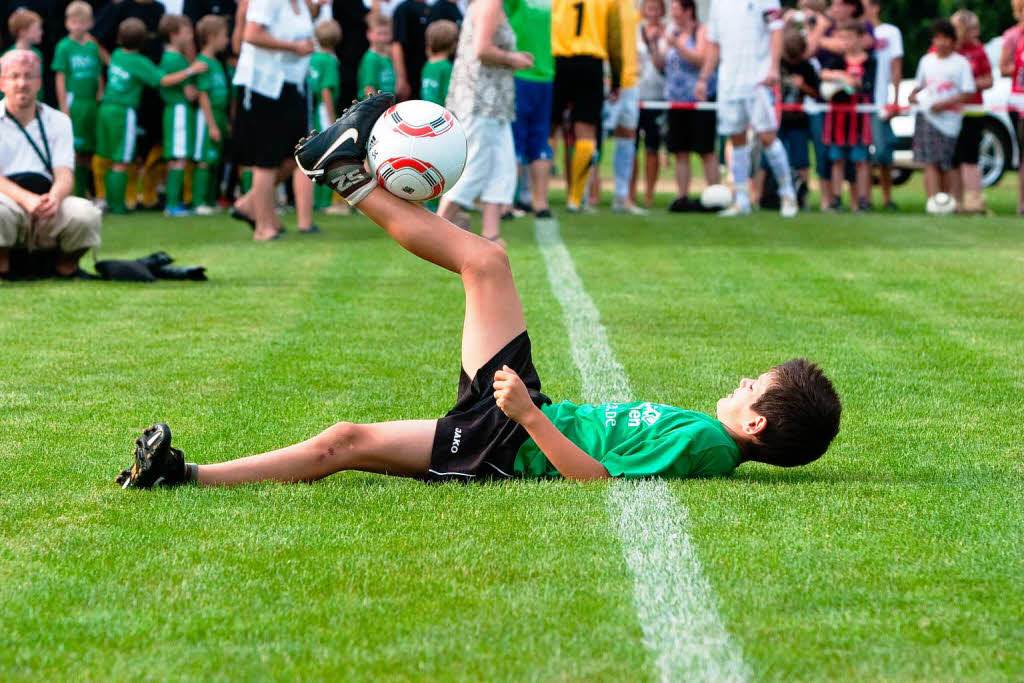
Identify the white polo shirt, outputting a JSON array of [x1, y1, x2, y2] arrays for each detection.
[[873, 23, 904, 109], [0, 100, 75, 181], [706, 0, 784, 101], [233, 0, 314, 98]]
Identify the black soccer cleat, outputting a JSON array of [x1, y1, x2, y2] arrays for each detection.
[[116, 423, 186, 489], [294, 91, 396, 183]]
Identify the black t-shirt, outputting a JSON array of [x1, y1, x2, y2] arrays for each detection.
[[780, 58, 820, 129], [93, 0, 166, 63], [391, 0, 462, 99], [333, 0, 370, 104]]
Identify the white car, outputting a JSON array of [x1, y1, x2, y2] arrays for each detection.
[[890, 37, 1018, 188]]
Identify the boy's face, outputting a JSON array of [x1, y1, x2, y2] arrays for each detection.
[[173, 25, 195, 50], [370, 25, 389, 46], [836, 28, 857, 53], [716, 371, 775, 439], [932, 33, 953, 55], [66, 16, 93, 36], [24, 20, 44, 45], [212, 27, 230, 52], [642, 0, 664, 22]]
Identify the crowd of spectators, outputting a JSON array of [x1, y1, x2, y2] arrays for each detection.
[[0, 0, 1021, 272]]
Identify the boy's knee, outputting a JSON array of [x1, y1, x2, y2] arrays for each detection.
[[319, 421, 362, 453], [464, 241, 511, 281]]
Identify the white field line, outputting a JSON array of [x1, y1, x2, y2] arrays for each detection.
[[533, 218, 749, 683]]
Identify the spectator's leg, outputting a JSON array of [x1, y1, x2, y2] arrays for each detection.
[[759, 131, 796, 201], [855, 160, 871, 207], [831, 159, 844, 203], [0, 195, 24, 276], [700, 152, 720, 186], [247, 167, 280, 240], [293, 168, 315, 231], [612, 125, 637, 208], [568, 121, 597, 209], [50, 196, 102, 275], [675, 152, 691, 198], [923, 164, 940, 198], [644, 145, 659, 206], [729, 133, 752, 210], [529, 158, 552, 213]]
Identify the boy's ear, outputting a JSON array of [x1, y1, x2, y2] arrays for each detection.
[[743, 414, 767, 438]]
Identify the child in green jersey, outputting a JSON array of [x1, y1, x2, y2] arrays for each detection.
[[97, 18, 206, 214], [116, 94, 843, 490], [158, 15, 201, 216], [357, 15, 396, 99], [191, 15, 231, 215], [4, 8, 45, 102], [420, 20, 457, 106], [53, 1, 104, 197], [308, 19, 342, 212]]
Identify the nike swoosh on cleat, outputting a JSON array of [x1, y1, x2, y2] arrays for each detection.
[[314, 128, 358, 169]]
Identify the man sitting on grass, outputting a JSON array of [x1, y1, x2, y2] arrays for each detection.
[[116, 93, 842, 488]]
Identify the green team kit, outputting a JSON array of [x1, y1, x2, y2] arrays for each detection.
[[515, 401, 740, 478], [193, 53, 229, 165], [159, 49, 195, 160], [97, 48, 163, 162], [357, 50, 395, 98], [52, 37, 102, 153], [419, 59, 452, 106]]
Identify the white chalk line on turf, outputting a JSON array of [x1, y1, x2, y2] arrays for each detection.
[[533, 218, 749, 683]]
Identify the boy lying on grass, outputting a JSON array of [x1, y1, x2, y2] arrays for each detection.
[[116, 93, 842, 488]]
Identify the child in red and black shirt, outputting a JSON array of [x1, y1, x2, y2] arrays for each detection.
[[952, 9, 993, 213], [820, 19, 876, 211]]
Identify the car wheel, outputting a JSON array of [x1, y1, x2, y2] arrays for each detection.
[[890, 168, 912, 186], [979, 117, 1011, 188]]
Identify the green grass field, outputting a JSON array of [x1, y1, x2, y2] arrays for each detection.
[[2, 180, 1022, 681]]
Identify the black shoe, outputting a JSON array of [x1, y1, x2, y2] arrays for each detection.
[[294, 91, 396, 182], [116, 423, 186, 489], [535, 208, 552, 219]]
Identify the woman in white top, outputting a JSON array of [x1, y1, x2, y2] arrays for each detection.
[[633, 0, 667, 207], [232, 0, 317, 240]]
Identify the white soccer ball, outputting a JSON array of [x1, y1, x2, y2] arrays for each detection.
[[701, 184, 733, 210], [926, 192, 957, 215], [366, 100, 467, 201]]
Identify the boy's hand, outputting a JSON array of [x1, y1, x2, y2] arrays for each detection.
[[493, 365, 536, 424], [209, 124, 222, 142], [190, 60, 209, 74]]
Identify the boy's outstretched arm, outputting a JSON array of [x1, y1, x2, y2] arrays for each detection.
[[493, 367, 610, 481]]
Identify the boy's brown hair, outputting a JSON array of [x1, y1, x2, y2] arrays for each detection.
[[368, 14, 391, 31], [837, 18, 867, 36], [196, 14, 228, 49], [315, 19, 342, 49], [158, 14, 191, 44], [8, 8, 42, 38], [783, 29, 807, 62], [425, 19, 458, 57], [65, 1, 94, 22], [117, 17, 149, 50], [748, 359, 842, 468]]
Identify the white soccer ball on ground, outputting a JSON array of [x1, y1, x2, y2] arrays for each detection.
[[701, 184, 733, 210], [926, 192, 957, 216], [366, 100, 467, 201]]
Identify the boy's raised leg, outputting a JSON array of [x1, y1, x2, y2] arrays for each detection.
[[295, 92, 526, 378]]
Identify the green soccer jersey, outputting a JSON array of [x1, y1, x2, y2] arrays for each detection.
[[515, 401, 742, 479], [159, 49, 191, 105], [357, 50, 395, 98], [103, 49, 164, 109], [308, 51, 340, 109], [52, 37, 101, 99], [506, 0, 553, 82], [195, 54, 230, 111], [420, 58, 453, 105]]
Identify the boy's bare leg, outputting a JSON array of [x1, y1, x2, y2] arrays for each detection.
[[196, 419, 436, 485], [355, 185, 527, 378]]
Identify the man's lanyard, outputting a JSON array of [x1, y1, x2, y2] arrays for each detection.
[[8, 107, 53, 175]]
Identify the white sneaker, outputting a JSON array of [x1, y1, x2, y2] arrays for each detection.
[[718, 203, 752, 217], [612, 199, 649, 215], [193, 204, 217, 216], [780, 196, 799, 218]]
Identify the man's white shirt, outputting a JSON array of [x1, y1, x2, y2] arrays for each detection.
[[0, 101, 75, 181], [706, 0, 783, 101]]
